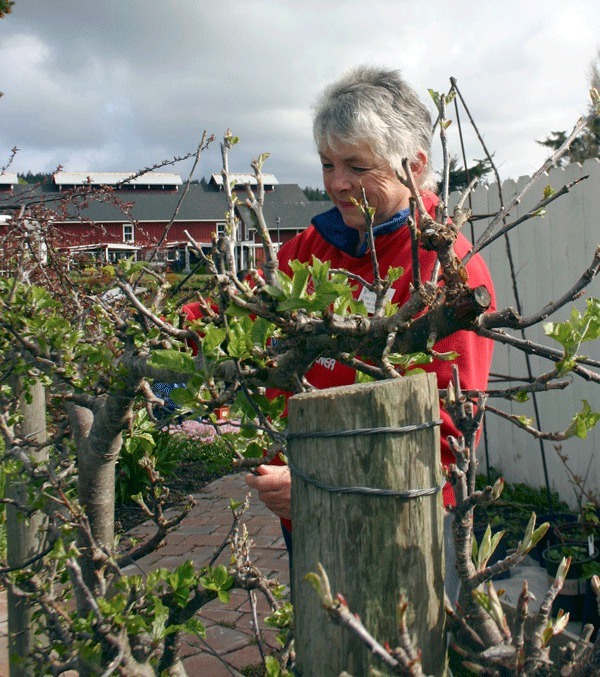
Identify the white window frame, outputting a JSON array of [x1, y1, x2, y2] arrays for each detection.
[[123, 223, 134, 243]]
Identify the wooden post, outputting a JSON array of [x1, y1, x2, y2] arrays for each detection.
[[289, 373, 446, 675]]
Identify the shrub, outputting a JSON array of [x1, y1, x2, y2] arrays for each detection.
[[116, 413, 238, 504], [116, 411, 188, 504]]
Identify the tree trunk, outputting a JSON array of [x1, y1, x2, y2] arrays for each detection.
[[7, 379, 48, 677], [68, 389, 137, 595], [288, 373, 446, 676], [67, 392, 137, 676]]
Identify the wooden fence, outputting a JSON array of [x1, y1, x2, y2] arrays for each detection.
[[451, 158, 600, 507]]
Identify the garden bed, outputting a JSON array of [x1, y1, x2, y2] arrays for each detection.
[[115, 418, 241, 534]]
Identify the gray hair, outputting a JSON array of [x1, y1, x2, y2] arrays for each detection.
[[313, 66, 435, 190]]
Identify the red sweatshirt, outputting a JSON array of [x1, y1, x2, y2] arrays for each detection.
[[268, 191, 495, 518]]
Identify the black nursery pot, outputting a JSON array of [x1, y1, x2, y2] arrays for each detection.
[[554, 520, 600, 554], [543, 543, 599, 622], [583, 578, 599, 642]]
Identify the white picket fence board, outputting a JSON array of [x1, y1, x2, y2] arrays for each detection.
[[450, 158, 599, 506]]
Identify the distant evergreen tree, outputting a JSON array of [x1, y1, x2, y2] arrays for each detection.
[[303, 186, 331, 201], [18, 172, 53, 185], [437, 156, 492, 193], [537, 51, 600, 166], [0, 0, 13, 19]]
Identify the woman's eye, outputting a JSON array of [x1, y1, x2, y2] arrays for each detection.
[[352, 166, 369, 173], [321, 163, 333, 171]]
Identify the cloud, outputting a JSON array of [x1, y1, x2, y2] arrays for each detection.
[[1, 0, 598, 187]]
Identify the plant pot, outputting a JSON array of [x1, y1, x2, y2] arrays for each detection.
[[554, 520, 599, 554], [534, 512, 577, 566], [543, 543, 599, 622], [214, 406, 230, 421], [582, 578, 599, 642]]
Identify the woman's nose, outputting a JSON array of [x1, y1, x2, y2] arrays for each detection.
[[329, 169, 353, 193]]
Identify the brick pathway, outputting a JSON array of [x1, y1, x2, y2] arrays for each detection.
[[0, 472, 290, 676]]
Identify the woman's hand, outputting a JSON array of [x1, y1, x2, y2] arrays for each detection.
[[245, 464, 291, 521]]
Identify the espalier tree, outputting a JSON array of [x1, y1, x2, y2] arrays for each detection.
[[0, 84, 599, 675]]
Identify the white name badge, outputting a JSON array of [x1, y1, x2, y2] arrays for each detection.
[[358, 286, 395, 315]]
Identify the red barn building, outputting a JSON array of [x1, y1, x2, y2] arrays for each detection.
[[1, 171, 331, 272]]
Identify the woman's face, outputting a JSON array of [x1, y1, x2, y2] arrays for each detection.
[[319, 140, 422, 231]]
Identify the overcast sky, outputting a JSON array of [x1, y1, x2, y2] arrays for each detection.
[[1, 1, 598, 189]]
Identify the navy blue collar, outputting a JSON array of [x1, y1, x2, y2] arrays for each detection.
[[312, 207, 411, 257]]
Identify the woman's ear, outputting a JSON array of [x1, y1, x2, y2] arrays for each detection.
[[410, 151, 428, 181]]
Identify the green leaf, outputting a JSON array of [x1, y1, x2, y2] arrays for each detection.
[[355, 370, 376, 384], [386, 266, 404, 284], [202, 326, 227, 355], [184, 618, 206, 638], [544, 298, 600, 373], [289, 261, 310, 298], [433, 350, 459, 361], [276, 297, 311, 312], [303, 572, 322, 594], [226, 317, 253, 358], [199, 565, 234, 599], [516, 415, 533, 428], [348, 299, 368, 316], [309, 256, 331, 286], [274, 270, 293, 295], [265, 655, 281, 677], [513, 390, 530, 403], [255, 152, 270, 169], [388, 352, 433, 370], [167, 561, 198, 607], [251, 317, 274, 349], [263, 284, 286, 301], [563, 400, 600, 439], [530, 522, 550, 548], [428, 89, 441, 107], [149, 350, 196, 375], [168, 387, 195, 407], [265, 602, 294, 629], [150, 599, 170, 641], [474, 525, 505, 570], [243, 441, 265, 458]]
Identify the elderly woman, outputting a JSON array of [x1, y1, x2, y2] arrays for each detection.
[[245, 66, 495, 591]]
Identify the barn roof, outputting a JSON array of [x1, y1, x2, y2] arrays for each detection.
[[1, 181, 330, 232], [236, 183, 331, 231], [0, 173, 18, 186], [210, 173, 278, 189], [54, 172, 183, 188], [3, 183, 229, 222]]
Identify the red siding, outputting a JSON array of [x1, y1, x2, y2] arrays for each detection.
[[52, 220, 219, 248]]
